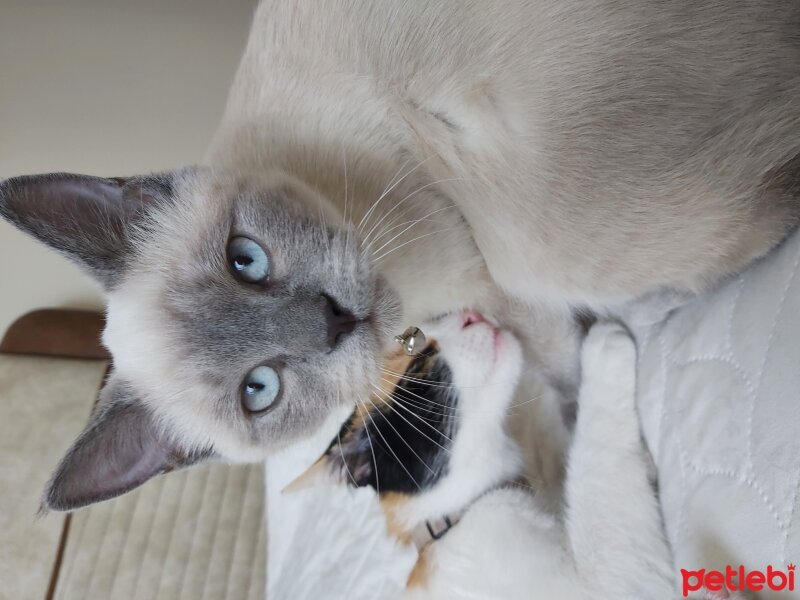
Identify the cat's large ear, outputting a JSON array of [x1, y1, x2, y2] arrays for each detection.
[[43, 375, 210, 512], [0, 172, 173, 288]]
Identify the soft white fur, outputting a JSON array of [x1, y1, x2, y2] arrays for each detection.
[[205, 0, 800, 397], [404, 322, 744, 599], [269, 482, 417, 600]]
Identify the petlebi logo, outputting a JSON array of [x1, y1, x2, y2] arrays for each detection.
[[681, 564, 795, 597]]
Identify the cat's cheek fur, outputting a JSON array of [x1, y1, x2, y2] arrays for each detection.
[[104, 285, 267, 462], [103, 255, 394, 464]]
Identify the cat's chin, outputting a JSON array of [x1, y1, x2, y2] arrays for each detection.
[[421, 310, 523, 390]]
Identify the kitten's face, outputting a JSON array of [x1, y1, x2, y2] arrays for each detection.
[[105, 168, 401, 459], [316, 310, 523, 505]]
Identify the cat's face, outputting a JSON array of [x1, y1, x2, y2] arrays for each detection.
[[104, 169, 400, 457], [0, 168, 400, 510], [304, 310, 524, 528]]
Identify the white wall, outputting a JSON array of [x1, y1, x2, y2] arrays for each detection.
[[0, 0, 256, 337]]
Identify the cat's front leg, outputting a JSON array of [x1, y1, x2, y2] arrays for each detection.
[[565, 322, 676, 599]]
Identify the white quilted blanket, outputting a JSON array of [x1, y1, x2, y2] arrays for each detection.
[[635, 228, 800, 595]]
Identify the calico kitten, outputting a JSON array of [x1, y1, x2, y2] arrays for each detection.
[[0, 1, 798, 510], [298, 317, 743, 599], [299, 310, 524, 535]]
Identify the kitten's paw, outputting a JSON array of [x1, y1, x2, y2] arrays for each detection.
[[578, 321, 637, 415], [581, 321, 636, 377]]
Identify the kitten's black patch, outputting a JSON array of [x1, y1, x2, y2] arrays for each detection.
[[330, 345, 457, 495]]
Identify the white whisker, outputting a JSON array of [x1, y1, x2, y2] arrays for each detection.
[[508, 394, 545, 410], [370, 384, 454, 448], [379, 368, 459, 389], [359, 394, 422, 491], [373, 227, 461, 262], [336, 391, 358, 486], [354, 396, 380, 494], [342, 143, 350, 250], [356, 155, 434, 235], [378, 376, 460, 413], [375, 380, 459, 417], [362, 177, 463, 248], [366, 204, 458, 255], [363, 394, 437, 476]]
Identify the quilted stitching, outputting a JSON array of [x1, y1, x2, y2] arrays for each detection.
[[635, 229, 800, 586]]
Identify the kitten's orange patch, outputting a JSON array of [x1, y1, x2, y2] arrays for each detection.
[[406, 547, 432, 589], [379, 491, 434, 590], [282, 457, 328, 493], [378, 491, 414, 545]]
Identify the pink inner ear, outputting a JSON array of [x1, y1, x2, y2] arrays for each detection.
[[0, 172, 168, 289], [44, 399, 172, 511], [42, 376, 208, 512], [79, 427, 171, 502], [3, 175, 127, 237], [352, 462, 372, 483]]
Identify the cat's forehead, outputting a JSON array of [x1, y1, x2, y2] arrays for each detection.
[[136, 169, 316, 266]]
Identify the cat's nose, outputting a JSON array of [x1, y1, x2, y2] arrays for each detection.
[[323, 294, 358, 350]]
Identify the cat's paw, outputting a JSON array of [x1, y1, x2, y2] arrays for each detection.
[[578, 321, 637, 416], [581, 321, 636, 379]]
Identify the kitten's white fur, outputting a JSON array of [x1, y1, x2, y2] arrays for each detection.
[[403, 322, 741, 599]]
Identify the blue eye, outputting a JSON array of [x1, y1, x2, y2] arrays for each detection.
[[227, 236, 270, 283], [242, 365, 281, 413]]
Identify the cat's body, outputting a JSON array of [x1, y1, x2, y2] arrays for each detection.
[[302, 317, 734, 599], [212, 0, 800, 316], [0, 0, 799, 507]]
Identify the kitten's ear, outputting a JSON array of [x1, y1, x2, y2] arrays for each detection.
[[283, 456, 335, 493], [43, 375, 210, 512], [283, 415, 375, 493], [283, 450, 373, 493], [0, 172, 173, 288]]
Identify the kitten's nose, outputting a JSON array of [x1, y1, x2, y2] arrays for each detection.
[[323, 294, 358, 350]]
